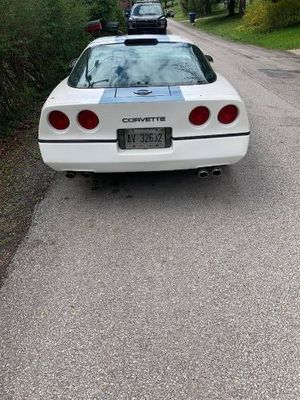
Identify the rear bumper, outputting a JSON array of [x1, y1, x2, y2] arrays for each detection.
[[38, 134, 250, 173]]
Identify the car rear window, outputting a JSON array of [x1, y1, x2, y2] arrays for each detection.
[[68, 42, 217, 89]]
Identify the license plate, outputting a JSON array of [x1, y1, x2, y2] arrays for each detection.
[[118, 128, 172, 150]]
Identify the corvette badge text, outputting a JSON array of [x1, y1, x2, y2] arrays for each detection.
[[122, 117, 166, 123]]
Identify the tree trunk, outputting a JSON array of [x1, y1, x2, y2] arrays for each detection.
[[207, 1, 212, 16], [228, 0, 235, 16], [205, 4, 210, 16], [239, 0, 246, 16]]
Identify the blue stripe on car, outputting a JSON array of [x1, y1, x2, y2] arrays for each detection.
[[99, 86, 184, 104], [169, 86, 184, 99]]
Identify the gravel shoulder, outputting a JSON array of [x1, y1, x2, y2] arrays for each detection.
[[0, 110, 54, 284]]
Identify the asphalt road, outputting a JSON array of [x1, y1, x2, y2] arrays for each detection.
[[1, 20, 300, 399]]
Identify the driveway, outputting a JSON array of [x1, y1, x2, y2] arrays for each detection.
[[0, 20, 299, 399]]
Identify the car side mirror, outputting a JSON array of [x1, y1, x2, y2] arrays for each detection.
[[205, 55, 214, 63], [69, 59, 77, 69], [125, 11, 130, 18]]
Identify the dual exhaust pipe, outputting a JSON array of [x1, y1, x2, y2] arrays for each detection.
[[66, 169, 221, 179], [197, 167, 222, 178], [65, 171, 90, 178]]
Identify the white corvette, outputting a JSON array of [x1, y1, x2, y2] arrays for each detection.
[[38, 35, 250, 176]]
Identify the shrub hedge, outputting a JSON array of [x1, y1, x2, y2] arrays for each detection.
[[244, 0, 300, 32], [0, 0, 122, 130]]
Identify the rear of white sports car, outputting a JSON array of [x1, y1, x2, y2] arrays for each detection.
[[38, 36, 250, 173]]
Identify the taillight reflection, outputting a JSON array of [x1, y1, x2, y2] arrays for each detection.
[[78, 110, 99, 130], [218, 105, 238, 124], [189, 106, 210, 126], [48, 111, 70, 130]]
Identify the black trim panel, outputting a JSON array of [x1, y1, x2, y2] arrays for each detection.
[[38, 132, 250, 144], [38, 139, 117, 143], [173, 132, 250, 141]]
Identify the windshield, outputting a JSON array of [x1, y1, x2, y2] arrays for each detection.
[[68, 42, 217, 89], [131, 4, 163, 17]]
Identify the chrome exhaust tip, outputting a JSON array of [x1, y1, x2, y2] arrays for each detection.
[[197, 169, 209, 178], [65, 171, 76, 179], [211, 167, 222, 177], [81, 172, 90, 178]]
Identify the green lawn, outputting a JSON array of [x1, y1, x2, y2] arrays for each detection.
[[173, 3, 188, 21], [193, 14, 300, 50], [172, 3, 224, 22]]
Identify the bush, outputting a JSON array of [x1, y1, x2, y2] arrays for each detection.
[[243, 0, 269, 29], [0, 0, 89, 128], [267, 0, 300, 30], [0, 0, 124, 130], [88, 0, 119, 22], [244, 0, 300, 32]]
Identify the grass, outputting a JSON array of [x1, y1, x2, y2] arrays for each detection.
[[193, 14, 300, 50], [173, 3, 187, 21], [172, 2, 227, 22]]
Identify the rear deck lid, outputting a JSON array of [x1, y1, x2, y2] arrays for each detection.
[[100, 86, 184, 103]]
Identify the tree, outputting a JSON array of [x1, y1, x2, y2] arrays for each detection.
[[184, 0, 217, 16], [228, 0, 235, 16], [239, 0, 246, 15]]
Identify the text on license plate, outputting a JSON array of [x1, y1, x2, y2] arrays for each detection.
[[124, 128, 166, 149]]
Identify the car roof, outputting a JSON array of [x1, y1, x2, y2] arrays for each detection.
[[132, 1, 162, 6], [88, 35, 193, 49], [134, 0, 161, 3]]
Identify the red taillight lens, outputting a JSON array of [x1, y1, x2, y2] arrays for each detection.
[[218, 105, 238, 124], [48, 111, 70, 130], [189, 106, 210, 126], [78, 110, 99, 130]]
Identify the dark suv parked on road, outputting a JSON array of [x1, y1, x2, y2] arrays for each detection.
[[127, 2, 167, 35]]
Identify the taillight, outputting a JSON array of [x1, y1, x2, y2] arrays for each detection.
[[218, 105, 238, 124], [189, 106, 210, 126], [78, 110, 99, 130], [48, 111, 70, 130]]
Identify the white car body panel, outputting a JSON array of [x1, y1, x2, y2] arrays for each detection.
[[39, 35, 250, 173]]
